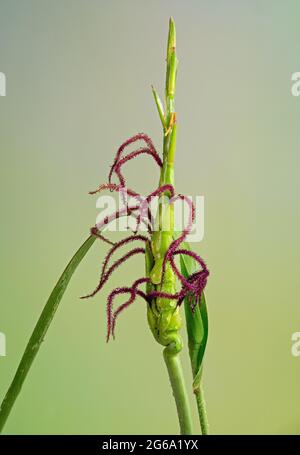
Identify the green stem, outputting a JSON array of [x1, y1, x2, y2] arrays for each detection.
[[195, 382, 209, 435], [163, 346, 193, 435], [0, 235, 96, 433], [154, 18, 193, 436]]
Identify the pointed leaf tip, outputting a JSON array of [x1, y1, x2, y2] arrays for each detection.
[[167, 18, 176, 60]]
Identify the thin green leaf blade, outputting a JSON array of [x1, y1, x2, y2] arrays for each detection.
[[0, 234, 96, 432], [151, 85, 166, 129], [180, 241, 208, 392]]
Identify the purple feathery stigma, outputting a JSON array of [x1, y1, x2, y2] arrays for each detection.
[[173, 249, 209, 311], [114, 147, 163, 187], [90, 227, 116, 246], [108, 133, 158, 184], [90, 183, 153, 233], [81, 247, 145, 299], [134, 184, 175, 234], [168, 254, 197, 292], [132, 277, 151, 290], [147, 290, 180, 301], [110, 277, 151, 339], [168, 194, 195, 251], [106, 287, 135, 342], [88, 182, 139, 197], [173, 249, 207, 272], [101, 235, 148, 283], [86, 134, 209, 339], [159, 194, 195, 282], [94, 204, 149, 233]]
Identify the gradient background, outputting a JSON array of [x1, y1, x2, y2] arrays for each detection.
[[0, 0, 300, 435]]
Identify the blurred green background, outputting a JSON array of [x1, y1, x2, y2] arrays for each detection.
[[0, 0, 300, 435]]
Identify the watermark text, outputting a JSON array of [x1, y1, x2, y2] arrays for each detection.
[[0, 332, 6, 357], [95, 191, 205, 242], [0, 72, 6, 96], [291, 332, 300, 357], [291, 72, 300, 96]]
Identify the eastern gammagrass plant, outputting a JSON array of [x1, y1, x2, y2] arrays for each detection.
[[0, 18, 209, 435]]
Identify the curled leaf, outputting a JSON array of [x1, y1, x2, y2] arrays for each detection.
[[179, 241, 208, 393]]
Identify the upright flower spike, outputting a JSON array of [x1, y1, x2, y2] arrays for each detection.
[[0, 18, 210, 435], [146, 18, 210, 435]]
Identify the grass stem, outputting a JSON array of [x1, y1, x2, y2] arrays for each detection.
[[195, 382, 209, 435], [163, 346, 193, 435]]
